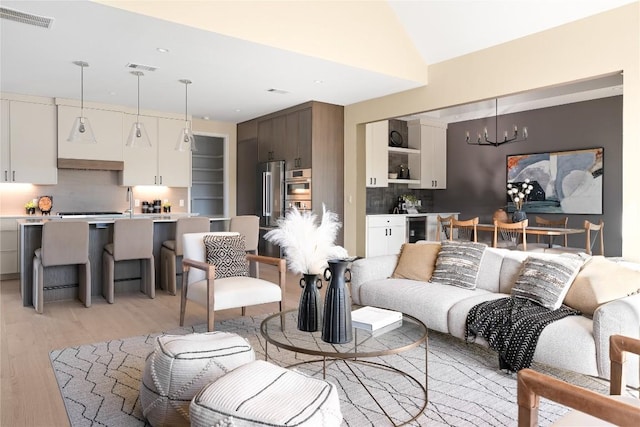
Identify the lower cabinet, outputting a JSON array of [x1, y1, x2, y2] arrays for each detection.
[[366, 215, 406, 257], [0, 218, 18, 275]]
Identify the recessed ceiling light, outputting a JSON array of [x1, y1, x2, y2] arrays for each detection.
[[234, 108, 241, 112], [314, 80, 324, 84], [156, 47, 169, 53], [267, 88, 288, 95], [202, 116, 210, 120], [109, 91, 116, 96]]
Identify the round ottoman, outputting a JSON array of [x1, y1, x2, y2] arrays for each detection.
[[140, 331, 255, 427], [189, 360, 343, 426]]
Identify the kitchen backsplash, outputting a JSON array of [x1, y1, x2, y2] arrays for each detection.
[[366, 186, 433, 214], [0, 169, 189, 216]]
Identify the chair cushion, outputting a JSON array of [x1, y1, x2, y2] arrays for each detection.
[[162, 239, 176, 251], [187, 276, 282, 311], [430, 240, 487, 289], [189, 360, 343, 427], [139, 331, 255, 427], [391, 242, 440, 281], [511, 255, 586, 310], [203, 234, 248, 279]]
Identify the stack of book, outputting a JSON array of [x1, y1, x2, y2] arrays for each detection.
[[351, 306, 403, 336]]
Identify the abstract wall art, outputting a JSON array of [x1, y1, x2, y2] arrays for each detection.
[[506, 147, 603, 214]]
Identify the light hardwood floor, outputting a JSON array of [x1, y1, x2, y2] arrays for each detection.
[[0, 266, 302, 427]]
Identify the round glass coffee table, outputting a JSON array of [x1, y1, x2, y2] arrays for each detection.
[[260, 307, 428, 426]]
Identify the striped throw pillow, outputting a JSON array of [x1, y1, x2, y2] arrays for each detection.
[[203, 234, 249, 279], [511, 255, 585, 310], [430, 240, 487, 289]]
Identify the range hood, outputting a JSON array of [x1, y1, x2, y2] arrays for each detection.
[[57, 158, 124, 171]]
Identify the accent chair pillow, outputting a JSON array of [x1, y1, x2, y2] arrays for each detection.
[[511, 255, 585, 310], [391, 242, 441, 281], [203, 234, 249, 279], [430, 240, 487, 289], [563, 256, 640, 316]]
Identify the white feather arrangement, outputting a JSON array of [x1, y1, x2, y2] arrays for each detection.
[[264, 204, 348, 275]]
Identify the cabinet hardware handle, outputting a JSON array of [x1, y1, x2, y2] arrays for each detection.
[[374, 177, 376, 185], [4, 171, 6, 181], [12, 171, 15, 181], [389, 228, 392, 236], [159, 176, 162, 185], [154, 176, 157, 185]]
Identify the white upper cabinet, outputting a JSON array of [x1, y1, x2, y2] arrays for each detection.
[[408, 119, 448, 189], [365, 120, 389, 187], [1, 98, 57, 184], [121, 114, 159, 186], [157, 118, 190, 187], [57, 104, 124, 161]]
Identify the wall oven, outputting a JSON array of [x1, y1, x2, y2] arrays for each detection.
[[285, 169, 311, 208]]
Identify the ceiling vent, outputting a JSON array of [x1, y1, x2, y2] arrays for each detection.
[[0, 6, 54, 28], [126, 63, 158, 72], [267, 88, 289, 95]]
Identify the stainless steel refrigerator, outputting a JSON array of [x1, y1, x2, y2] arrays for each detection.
[[257, 160, 285, 257]]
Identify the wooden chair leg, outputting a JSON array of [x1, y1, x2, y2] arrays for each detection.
[[241, 307, 246, 316], [207, 277, 215, 332], [179, 266, 189, 327]]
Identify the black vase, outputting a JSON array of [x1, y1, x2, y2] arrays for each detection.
[[297, 274, 322, 332], [321, 259, 353, 344], [512, 210, 527, 223]]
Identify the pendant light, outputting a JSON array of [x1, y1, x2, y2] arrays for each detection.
[[67, 61, 97, 144], [175, 79, 196, 152], [126, 71, 151, 147]]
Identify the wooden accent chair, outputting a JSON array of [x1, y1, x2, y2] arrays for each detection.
[[179, 232, 286, 332], [436, 215, 455, 241], [449, 217, 479, 242], [493, 219, 528, 251], [517, 334, 640, 426], [530, 216, 569, 249], [545, 219, 605, 256]]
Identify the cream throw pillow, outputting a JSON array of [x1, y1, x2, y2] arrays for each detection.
[[391, 242, 441, 281], [564, 256, 640, 316]]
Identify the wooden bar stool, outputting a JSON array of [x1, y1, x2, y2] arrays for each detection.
[[32, 221, 91, 314], [103, 218, 154, 303], [160, 216, 210, 295]]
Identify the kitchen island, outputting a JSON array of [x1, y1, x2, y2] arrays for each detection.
[[17, 214, 229, 307]]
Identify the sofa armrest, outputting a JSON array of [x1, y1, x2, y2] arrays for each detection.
[[350, 255, 398, 305], [593, 293, 640, 385]]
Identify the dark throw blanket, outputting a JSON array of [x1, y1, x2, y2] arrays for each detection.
[[465, 297, 580, 372]]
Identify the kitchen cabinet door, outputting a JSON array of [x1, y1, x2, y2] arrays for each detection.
[[366, 215, 406, 257], [158, 117, 190, 187], [408, 120, 447, 189], [121, 114, 159, 186], [285, 108, 312, 170], [0, 218, 18, 275], [257, 116, 286, 163], [57, 105, 124, 162], [257, 119, 272, 163], [365, 121, 389, 187], [3, 100, 57, 184]]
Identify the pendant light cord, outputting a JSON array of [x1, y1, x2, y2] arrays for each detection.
[[80, 64, 84, 119], [137, 72, 140, 119], [184, 81, 188, 125]]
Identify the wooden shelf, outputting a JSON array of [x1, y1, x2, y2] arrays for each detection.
[[388, 178, 420, 185], [388, 146, 420, 155]]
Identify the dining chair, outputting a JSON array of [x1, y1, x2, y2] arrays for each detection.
[[545, 219, 604, 256], [103, 218, 155, 303], [449, 217, 479, 242], [517, 334, 640, 426], [229, 215, 260, 277], [493, 219, 528, 251], [530, 216, 569, 249], [179, 232, 286, 332], [436, 215, 455, 241], [160, 216, 211, 295], [32, 221, 91, 313]]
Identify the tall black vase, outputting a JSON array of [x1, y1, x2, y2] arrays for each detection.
[[321, 259, 353, 344], [297, 274, 322, 332]]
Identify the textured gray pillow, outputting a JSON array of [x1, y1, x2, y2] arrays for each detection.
[[203, 234, 249, 279], [511, 255, 585, 310], [430, 240, 487, 289]]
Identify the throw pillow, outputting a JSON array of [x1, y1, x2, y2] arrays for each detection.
[[203, 234, 249, 279], [430, 240, 487, 289], [391, 242, 441, 281], [563, 256, 640, 316], [511, 255, 585, 310]]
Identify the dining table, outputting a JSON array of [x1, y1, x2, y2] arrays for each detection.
[[475, 223, 585, 248]]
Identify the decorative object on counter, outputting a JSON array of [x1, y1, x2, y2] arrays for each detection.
[[153, 199, 162, 213], [466, 98, 528, 147], [389, 130, 403, 147], [493, 208, 509, 223], [175, 79, 197, 152], [507, 179, 533, 222], [37, 195, 53, 215], [298, 274, 323, 332], [321, 258, 353, 344], [398, 164, 406, 179], [67, 61, 97, 144], [264, 204, 348, 333], [24, 200, 36, 215], [163, 201, 171, 213], [126, 71, 151, 148], [388, 172, 398, 179]]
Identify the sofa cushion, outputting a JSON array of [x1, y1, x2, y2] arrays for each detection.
[[475, 247, 510, 293], [430, 240, 487, 290], [511, 255, 585, 310], [564, 256, 640, 316], [391, 242, 441, 281], [203, 234, 249, 279], [448, 292, 510, 340]]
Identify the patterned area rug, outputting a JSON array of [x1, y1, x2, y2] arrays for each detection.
[[50, 313, 624, 426]]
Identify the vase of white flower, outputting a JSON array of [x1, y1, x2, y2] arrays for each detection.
[[298, 274, 322, 332], [507, 179, 534, 222], [321, 258, 353, 344]]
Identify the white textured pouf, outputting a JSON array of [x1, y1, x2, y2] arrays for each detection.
[[189, 360, 343, 427], [140, 331, 255, 427]]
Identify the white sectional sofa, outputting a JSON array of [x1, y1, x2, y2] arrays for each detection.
[[350, 243, 640, 386]]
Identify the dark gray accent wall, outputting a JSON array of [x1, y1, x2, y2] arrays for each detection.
[[437, 96, 622, 256]]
